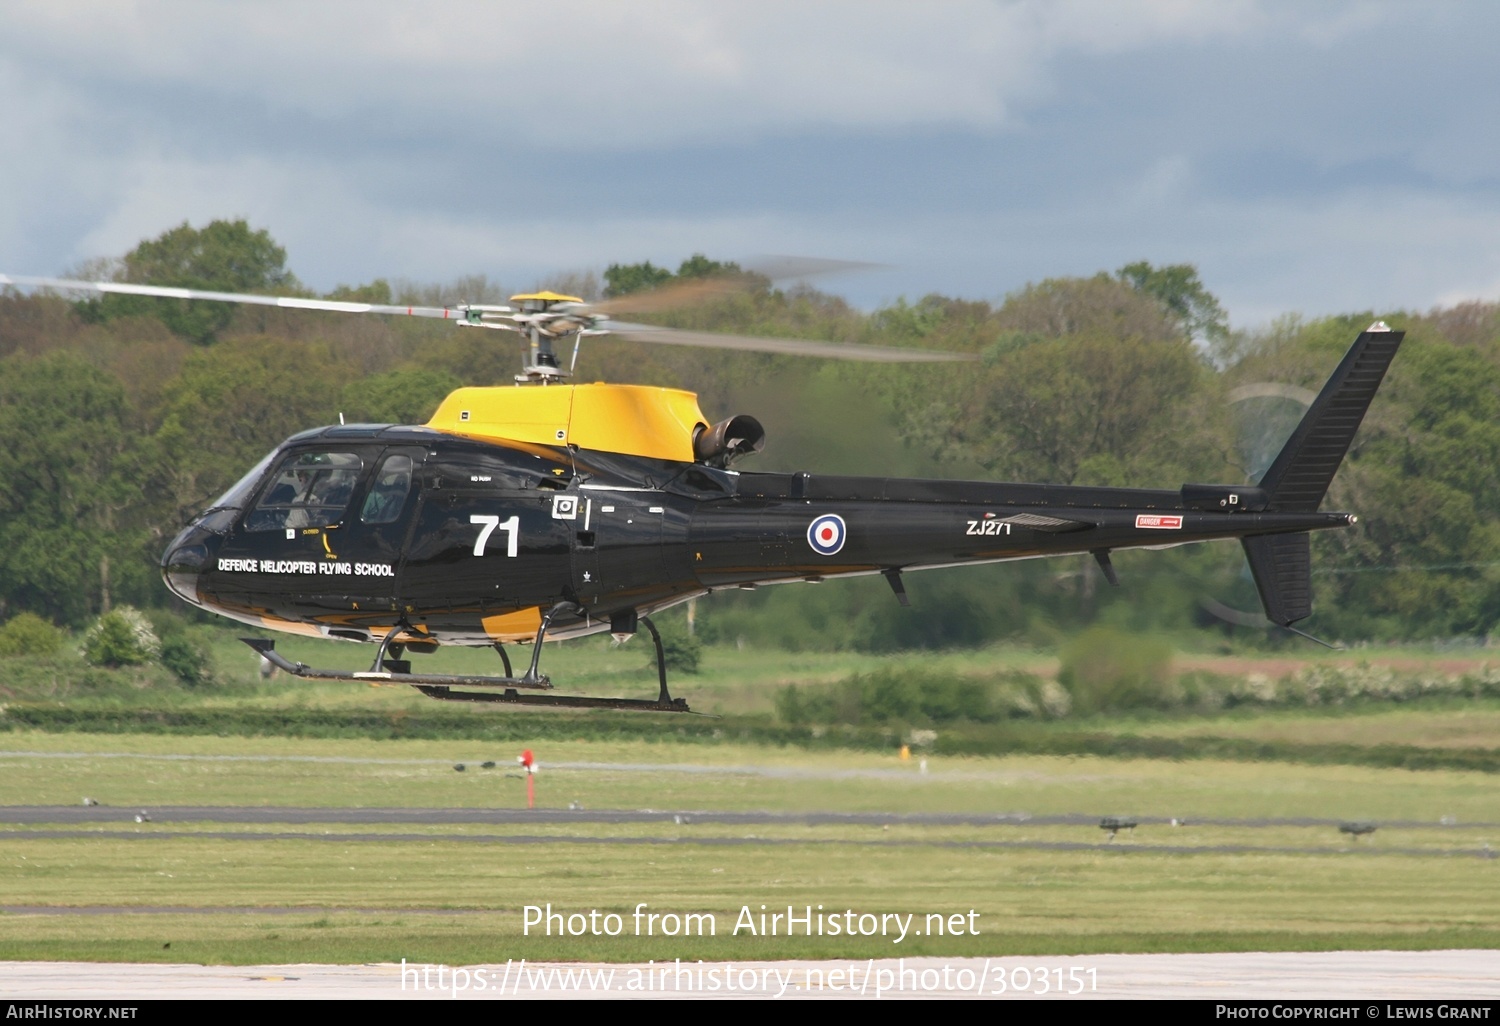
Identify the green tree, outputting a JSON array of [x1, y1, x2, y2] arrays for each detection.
[[325, 279, 394, 304], [340, 368, 462, 424], [81, 219, 300, 344], [602, 254, 741, 298], [603, 260, 674, 298], [674, 253, 740, 280], [991, 274, 1180, 340], [952, 330, 1214, 485], [0, 353, 143, 624], [142, 336, 346, 528], [1116, 260, 1229, 345], [1318, 337, 1500, 636]]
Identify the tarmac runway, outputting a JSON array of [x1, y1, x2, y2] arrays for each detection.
[[3, 828, 1495, 860], [3, 951, 1498, 999], [5, 805, 1496, 860], [2, 805, 1494, 830]]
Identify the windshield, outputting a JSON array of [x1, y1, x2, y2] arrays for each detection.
[[206, 450, 279, 511]]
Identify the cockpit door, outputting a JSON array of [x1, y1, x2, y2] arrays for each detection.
[[323, 446, 426, 611]]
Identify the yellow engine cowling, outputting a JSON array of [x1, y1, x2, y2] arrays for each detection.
[[427, 383, 711, 462]]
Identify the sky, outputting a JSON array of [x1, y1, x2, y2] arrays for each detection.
[[2, 0, 1499, 328]]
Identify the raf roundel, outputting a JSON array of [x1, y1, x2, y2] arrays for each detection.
[[807, 514, 847, 556]]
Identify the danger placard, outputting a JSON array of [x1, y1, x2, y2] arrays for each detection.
[[1135, 515, 1183, 530]]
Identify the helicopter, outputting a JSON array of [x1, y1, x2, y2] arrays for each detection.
[[0, 269, 1403, 713]]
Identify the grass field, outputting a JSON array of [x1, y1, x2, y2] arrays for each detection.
[[2, 634, 1498, 964], [1, 729, 1497, 963], [2, 731, 1499, 819]]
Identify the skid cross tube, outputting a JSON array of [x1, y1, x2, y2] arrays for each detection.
[[521, 601, 578, 684], [639, 614, 674, 704], [369, 619, 435, 673], [368, 628, 398, 674]]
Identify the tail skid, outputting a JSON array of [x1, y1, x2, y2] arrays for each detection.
[[1241, 323, 1403, 631]]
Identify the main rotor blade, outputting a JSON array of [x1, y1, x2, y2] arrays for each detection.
[[0, 274, 496, 320], [590, 273, 762, 317], [744, 255, 888, 281], [605, 322, 976, 363], [589, 258, 883, 317], [2, 271, 973, 362]]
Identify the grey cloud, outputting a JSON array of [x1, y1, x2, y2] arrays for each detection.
[[2, 0, 1498, 330]]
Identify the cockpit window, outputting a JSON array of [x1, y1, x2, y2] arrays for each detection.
[[245, 451, 363, 532], [361, 454, 414, 525]]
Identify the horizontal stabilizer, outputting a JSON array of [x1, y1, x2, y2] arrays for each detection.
[[1259, 324, 1404, 511], [1242, 533, 1311, 626]]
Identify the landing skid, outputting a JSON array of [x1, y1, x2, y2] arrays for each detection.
[[242, 637, 554, 690], [414, 685, 689, 713], [239, 606, 690, 713]]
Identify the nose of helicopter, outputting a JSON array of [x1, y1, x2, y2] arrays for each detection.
[[162, 540, 209, 606], [161, 516, 225, 608]]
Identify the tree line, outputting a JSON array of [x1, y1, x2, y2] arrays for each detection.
[[3, 219, 1499, 647]]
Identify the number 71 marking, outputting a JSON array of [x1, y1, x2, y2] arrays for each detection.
[[470, 514, 520, 557]]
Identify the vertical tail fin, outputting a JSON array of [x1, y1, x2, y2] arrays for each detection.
[[1244, 322, 1403, 629], [1257, 322, 1404, 511]]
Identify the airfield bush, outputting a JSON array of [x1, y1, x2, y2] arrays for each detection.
[[0, 613, 66, 658], [777, 656, 1500, 727], [81, 607, 160, 667], [775, 667, 1060, 726], [1222, 662, 1500, 708], [146, 609, 215, 687], [658, 631, 702, 674], [158, 635, 213, 687], [1057, 627, 1173, 714]]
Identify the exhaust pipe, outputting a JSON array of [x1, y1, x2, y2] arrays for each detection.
[[693, 415, 765, 467]]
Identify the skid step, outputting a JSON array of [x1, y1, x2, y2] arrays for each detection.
[[416, 685, 690, 713], [241, 638, 552, 690]]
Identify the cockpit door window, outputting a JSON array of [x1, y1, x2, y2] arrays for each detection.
[[360, 454, 414, 525]]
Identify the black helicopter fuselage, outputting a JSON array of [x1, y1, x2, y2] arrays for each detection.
[[162, 323, 1403, 665], [161, 423, 1349, 647]]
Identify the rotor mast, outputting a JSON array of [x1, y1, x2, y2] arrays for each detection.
[[497, 291, 606, 384]]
